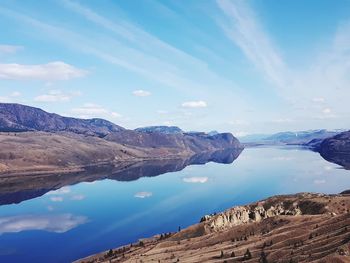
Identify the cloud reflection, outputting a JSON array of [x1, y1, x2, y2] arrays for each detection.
[[182, 177, 208, 183], [0, 214, 88, 234], [134, 192, 152, 198]]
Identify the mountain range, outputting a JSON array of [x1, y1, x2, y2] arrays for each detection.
[[0, 103, 242, 174], [240, 129, 345, 146]]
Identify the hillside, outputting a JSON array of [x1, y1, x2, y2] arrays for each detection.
[[77, 192, 350, 263], [0, 103, 124, 136], [0, 103, 242, 175]]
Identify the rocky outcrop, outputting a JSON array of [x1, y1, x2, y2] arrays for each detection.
[[201, 199, 302, 231]]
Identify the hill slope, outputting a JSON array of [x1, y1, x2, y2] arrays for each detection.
[[0, 103, 242, 174], [77, 192, 350, 263], [0, 103, 124, 136]]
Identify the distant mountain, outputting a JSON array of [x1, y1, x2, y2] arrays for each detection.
[[318, 130, 350, 169], [135, 126, 183, 134], [0, 103, 242, 174], [0, 103, 124, 137], [240, 129, 343, 146]]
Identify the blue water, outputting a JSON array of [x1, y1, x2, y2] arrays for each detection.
[[0, 146, 349, 262]]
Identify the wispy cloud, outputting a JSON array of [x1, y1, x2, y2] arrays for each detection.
[[34, 90, 81, 103], [216, 0, 288, 88], [132, 90, 151, 97], [0, 44, 22, 55], [0, 61, 87, 81], [181, 100, 207, 108], [0, 91, 22, 103], [0, 3, 240, 99], [71, 103, 122, 119]]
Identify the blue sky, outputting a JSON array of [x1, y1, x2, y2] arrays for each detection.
[[0, 0, 350, 136]]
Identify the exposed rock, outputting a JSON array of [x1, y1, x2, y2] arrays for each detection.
[[201, 200, 302, 232]]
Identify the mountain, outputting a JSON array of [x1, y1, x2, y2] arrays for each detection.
[[318, 130, 350, 169], [241, 129, 343, 146], [0, 103, 242, 174], [135, 126, 183, 134], [77, 192, 350, 263], [0, 103, 124, 136]]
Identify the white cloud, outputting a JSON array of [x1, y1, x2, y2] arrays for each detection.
[[0, 61, 87, 81], [182, 177, 208, 183], [34, 90, 80, 103], [134, 191, 152, 198], [181, 100, 207, 108], [132, 90, 151, 97], [0, 44, 22, 54], [71, 103, 121, 119], [0, 214, 87, 234]]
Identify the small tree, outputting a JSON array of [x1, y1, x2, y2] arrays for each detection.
[[105, 249, 113, 258], [220, 250, 224, 258], [231, 251, 235, 257], [244, 249, 252, 260], [260, 251, 268, 263]]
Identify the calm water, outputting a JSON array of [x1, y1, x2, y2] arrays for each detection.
[[0, 146, 349, 263]]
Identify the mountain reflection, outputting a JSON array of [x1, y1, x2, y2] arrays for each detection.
[[320, 151, 350, 170], [0, 148, 243, 205]]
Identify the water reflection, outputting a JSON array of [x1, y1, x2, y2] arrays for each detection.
[[0, 148, 243, 205], [320, 151, 350, 170], [0, 214, 87, 234]]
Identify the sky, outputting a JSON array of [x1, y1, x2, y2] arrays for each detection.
[[0, 0, 350, 136]]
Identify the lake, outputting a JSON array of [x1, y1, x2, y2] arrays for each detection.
[[0, 146, 349, 263]]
